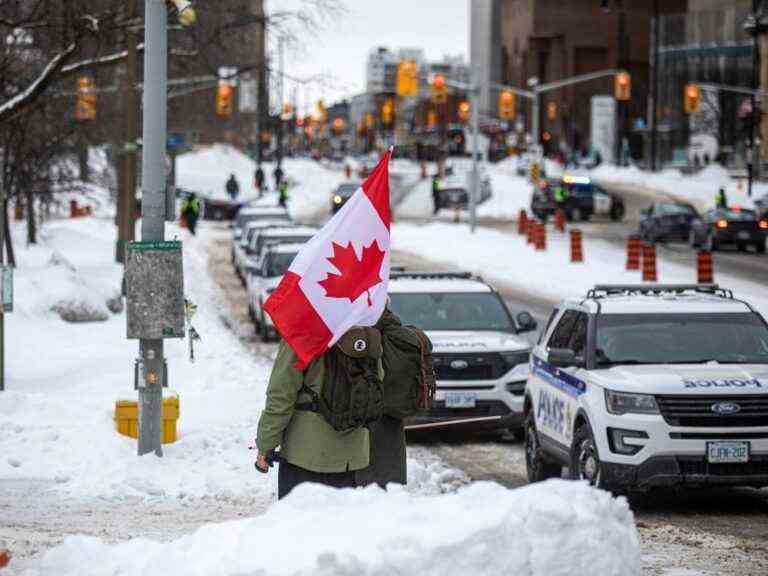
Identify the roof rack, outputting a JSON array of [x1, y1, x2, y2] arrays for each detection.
[[587, 284, 733, 299], [390, 271, 475, 281]]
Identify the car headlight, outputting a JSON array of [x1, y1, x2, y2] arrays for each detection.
[[605, 389, 659, 415], [501, 350, 530, 371], [333, 195, 343, 205]]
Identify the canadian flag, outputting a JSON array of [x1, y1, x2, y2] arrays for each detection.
[[263, 150, 391, 369]]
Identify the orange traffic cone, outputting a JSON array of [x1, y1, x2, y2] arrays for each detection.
[[697, 250, 714, 284], [642, 243, 657, 282], [570, 229, 583, 262], [626, 235, 641, 270]]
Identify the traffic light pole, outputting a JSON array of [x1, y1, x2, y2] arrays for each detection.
[[469, 75, 480, 233], [137, 0, 169, 457]]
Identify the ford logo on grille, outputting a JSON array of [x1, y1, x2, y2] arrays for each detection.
[[450, 360, 469, 370], [711, 402, 741, 415]]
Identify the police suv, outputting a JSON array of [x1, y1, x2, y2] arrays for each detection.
[[387, 272, 538, 435], [525, 284, 768, 491]]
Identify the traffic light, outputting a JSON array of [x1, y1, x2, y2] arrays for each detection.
[[281, 102, 293, 120], [332, 117, 347, 133], [498, 89, 516, 120], [396, 60, 419, 97], [614, 72, 631, 101], [431, 74, 447, 104], [381, 98, 394, 126], [216, 81, 233, 117], [683, 83, 701, 114], [458, 100, 470, 123], [75, 76, 96, 121], [547, 101, 557, 121], [426, 109, 437, 128], [316, 99, 327, 123]]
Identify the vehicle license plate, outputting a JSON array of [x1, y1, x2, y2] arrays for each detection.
[[444, 392, 477, 408], [737, 231, 750, 240], [707, 441, 749, 463]]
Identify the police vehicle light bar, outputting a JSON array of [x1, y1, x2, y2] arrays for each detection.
[[390, 271, 475, 281], [588, 284, 732, 299]]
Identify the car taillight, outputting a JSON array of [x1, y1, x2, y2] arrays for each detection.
[[716, 219, 728, 229], [760, 220, 768, 230]]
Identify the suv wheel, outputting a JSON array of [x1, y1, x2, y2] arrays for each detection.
[[570, 422, 604, 488], [757, 239, 766, 254], [525, 412, 562, 482]]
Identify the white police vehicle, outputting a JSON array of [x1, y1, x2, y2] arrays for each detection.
[[525, 284, 768, 491], [247, 242, 303, 341], [387, 272, 538, 435]]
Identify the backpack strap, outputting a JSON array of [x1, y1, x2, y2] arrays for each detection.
[[295, 383, 320, 412]]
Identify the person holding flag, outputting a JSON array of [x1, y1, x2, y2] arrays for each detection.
[[255, 150, 395, 498]]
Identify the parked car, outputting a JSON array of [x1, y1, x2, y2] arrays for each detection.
[[639, 202, 699, 243], [388, 271, 538, 437], [231, 206, 291, 271], [234, 218, 295, 281], [434, 174, 492, 211], [530, 174, 625, 222], [690, 207, 767, 253], [248, 242, 303, 341], [331, 182, 361, 214], [525, 283, 768, 491]]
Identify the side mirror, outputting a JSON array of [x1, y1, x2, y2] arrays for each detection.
[[516, 311, 537, 334], [548, 348, 579, 368]]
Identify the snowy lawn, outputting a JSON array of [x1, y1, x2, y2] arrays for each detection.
[[393, 221, 768, 316], [18, 479, 640, 576]]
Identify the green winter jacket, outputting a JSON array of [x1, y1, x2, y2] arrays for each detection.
[[256, 341, 372, 473]]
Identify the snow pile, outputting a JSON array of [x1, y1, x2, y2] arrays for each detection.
[[18, 480, 640, 576], [396, 159, 532, 221], [392, 221, 768, 316], [176, 144, 258, 200], [589, 163, 768, 212], [176, 145, 345, 222]]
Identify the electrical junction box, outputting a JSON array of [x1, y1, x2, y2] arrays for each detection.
[[125, 240, 185, 339]]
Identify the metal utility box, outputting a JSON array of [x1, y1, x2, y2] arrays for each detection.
[[125, 240, 185, 339]]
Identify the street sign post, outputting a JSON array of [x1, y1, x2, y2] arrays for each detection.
[[1, 266, 11, 313]]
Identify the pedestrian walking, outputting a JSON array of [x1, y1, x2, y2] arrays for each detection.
[[254, 165, 265, 197], [278, 180, 289, 208], [255, 328, 383, 499], [226, 173, 240, 201], [273, 165, 284, 191], [716, 187, 728, 209], [180, 193, 201, 235], [431, 173, 441, 215]]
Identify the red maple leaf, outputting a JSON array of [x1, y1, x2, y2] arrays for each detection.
[[318, 240, 386, 306]]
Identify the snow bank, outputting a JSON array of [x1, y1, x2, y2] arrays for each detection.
[[392, 221, 768, 317], [17, 480, 640, 576], [589, 163, 768, 212], [396, 159, 532, 221], [176, 145, 346, 222]]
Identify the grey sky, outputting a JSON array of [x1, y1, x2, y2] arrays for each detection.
[[273, 0, 469, 114]]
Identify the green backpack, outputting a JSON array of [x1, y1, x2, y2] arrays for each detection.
[[296, 327, 384, 432], [377, 309, 437, 419]]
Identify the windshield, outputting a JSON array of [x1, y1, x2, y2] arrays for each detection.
[[264, 252, 297, 277], [256, 234, 312, 255], [712, 209, 757, 221], [236, 212, 289, 228], [657, 203, 695, 215], [388, 292, 514, 331], [595, 313, 768, 366]]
